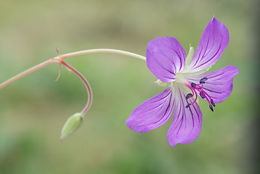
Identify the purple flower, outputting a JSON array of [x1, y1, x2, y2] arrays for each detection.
[[126, 17, 239, 147]]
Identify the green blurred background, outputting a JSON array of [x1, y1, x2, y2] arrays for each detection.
[[0, 0, 256, 174]]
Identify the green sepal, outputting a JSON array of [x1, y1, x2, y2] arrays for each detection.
[[185, 45, 194, 67], [154, 79, 168, 86]]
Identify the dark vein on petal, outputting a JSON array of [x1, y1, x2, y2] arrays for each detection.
[[193, 35, 210, 68], [194, 36, 223, 69], [152, 92, 173, 125], [206, 72, 226, 79], [168, 39, 184, 71], [201, 36, 211, 60], [173, 49, 183, 71], [192, 102, 200, 125], [176, 88, 185, 136], [141, 90, 172, 111], [188, 102, 195, 128], [160, 49, 177, 72], [153, 57, 176, 77], [204, 88, 223, 94]]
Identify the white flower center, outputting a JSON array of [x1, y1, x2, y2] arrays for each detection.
[[175, 72, 188, 84]]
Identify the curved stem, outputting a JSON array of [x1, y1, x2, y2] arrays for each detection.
[[0, 48, 145, 116], [60, 60, 92, 115], [0, 48, 145, 90], [58, 48, 146, 61]]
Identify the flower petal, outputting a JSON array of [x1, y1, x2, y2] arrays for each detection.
[[167, 86, 202, 147], [188, 65, 239, 103], [188, 17, 229, 72], [146, 37, 186, 83], [126, 87, 174, 133]]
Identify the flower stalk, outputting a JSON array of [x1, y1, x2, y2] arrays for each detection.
[[0, 48, 145, 90], [58, 60, 92, 115], [0, 48, 146, 139], [0, 59, 55, 90]]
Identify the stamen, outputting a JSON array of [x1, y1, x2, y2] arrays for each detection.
[[200, 91, 215, 111], [185, 93, 193, 108], [191, 82, 196, 88], [201, 91, 212, 105], [186, 93, 193, 99], [209, 105, 214, 112], [185, 82, 199, 108], [185, 79, 216, 112], [185, 91, 199, 108], [199, 92, 206, 99], [199, 77, 208, 84], [211, 99, 215, 107], [190, 90, 198, 106]]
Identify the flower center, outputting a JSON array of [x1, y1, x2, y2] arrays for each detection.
[[184, 77, 216, 112], [175, 72, 187, 84], [156, 72, 216, 112]]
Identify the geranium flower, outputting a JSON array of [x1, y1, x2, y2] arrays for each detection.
[[126, 17, 239, 147]]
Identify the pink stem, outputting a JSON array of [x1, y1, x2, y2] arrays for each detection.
[[186, 85, 198, 106], [0, 58, 92, 115], [0, 48, 145, 115], [59, 60, 92, 115], [0, 59, 55, 89], [0, 49, 145, 90], [197, 88, 212, 105]]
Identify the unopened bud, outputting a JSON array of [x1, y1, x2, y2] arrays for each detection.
[[60, 112, 83, 140]]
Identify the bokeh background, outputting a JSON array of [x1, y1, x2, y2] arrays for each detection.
[[0, 0, 257, 174]]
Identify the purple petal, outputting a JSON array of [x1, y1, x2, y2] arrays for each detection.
[[126, 87, 174, 133], [146, 37, 186, 83], [167, 86, 202, 147], [189, 65, 239, 103], [188, 17, 229, 72]]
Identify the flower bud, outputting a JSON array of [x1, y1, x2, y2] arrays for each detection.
[[60, 112, 83, 140]]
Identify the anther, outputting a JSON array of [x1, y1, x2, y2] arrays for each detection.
[[185, 93, 194, 108], [211, 99, 215, 107], [209, 105, 214, 112], [199, 77, 208, 84], [186, 93, 193, 100], [191, 82, 196, 88], [199, 92, 205, 99]]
